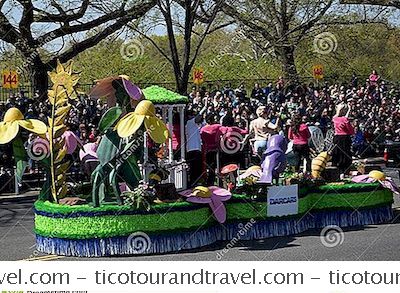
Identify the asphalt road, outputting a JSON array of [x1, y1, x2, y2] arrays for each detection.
[[2, 201, 400, 262], [1, 168, 399, 262]]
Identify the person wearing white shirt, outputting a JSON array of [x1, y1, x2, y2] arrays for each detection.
[[186, 104, 206, 187]]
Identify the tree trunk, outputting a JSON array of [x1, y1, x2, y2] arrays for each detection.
[[28, 56, 49, 101], [176, 71, 190, 95], [276, 45, 298, 85]]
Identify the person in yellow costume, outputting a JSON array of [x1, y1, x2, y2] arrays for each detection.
[[115, 100, 170, 143], [0, 107, 47, 144]]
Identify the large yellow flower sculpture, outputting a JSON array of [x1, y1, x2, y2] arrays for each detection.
[[46, 59, 80, 202], [115, 100, 170, 144], [48, 60, 80, 101], [0, 108, 47, 144]]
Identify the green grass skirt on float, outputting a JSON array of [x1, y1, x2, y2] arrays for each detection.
[[34, 183, 394, 257]]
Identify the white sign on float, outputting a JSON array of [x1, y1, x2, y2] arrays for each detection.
[[267, 185, 299, 217]]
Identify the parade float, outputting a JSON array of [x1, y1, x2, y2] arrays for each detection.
[[6, 61, 397, 257]]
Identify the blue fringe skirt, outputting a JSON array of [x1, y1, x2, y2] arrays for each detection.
[[36, 205, 393, 257]]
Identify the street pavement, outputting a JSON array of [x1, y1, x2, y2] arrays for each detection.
[[0, 167, 399, 261], [1, 197, 400, 261]]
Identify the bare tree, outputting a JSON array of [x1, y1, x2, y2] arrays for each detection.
[[340, 0, 400, 8], [131, 0, 225, 94], [218, 0, 337, 84], [219, 0, 390, 84], [0, 0, 156, 99]]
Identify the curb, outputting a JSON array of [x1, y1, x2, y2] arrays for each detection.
[[0, 193, 38, 203]]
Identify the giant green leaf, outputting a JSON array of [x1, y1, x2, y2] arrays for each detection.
[[91, 164, 107, 207], [12, 137, 28, 186], [109, 166, 123, 205], [98, 106, 122, 133], [97, 130, 121, 166], [119, 154, 141, 191]]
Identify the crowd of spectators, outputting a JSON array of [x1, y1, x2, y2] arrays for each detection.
[[1, 70, 399, 191], [187, 71, 400, 154], [0, 91, 107, 192], [183, 71, 400, 184], [0, 90, 106, 144]]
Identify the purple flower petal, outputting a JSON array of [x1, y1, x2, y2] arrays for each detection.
[[63, 131, 82, 155], [179, 189, 194, 197], [187, 197, 211, 204], [119, 183, 128, 193], [123, 79, 142, 101], [351, 175, 373, 183], [209, 196, 227, 223], [209, 186, 232, 200], [381, 178, 400, 195]]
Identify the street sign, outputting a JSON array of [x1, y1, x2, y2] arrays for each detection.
[[2, 70, 19, 89], [193, 67, 204, 85], [312, 64, 324, 80]]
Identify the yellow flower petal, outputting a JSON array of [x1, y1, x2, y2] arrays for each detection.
[[135, 100, 156, 116], [48, 71, 58, 84], [115, 112, 145, 138], [144, 116, 170, 144], [0, 121, 19, 144], [4, 108, 24, 122], [70, 74, 80, 86], [18, 119, 48, 135], [64, 60, 74, 75], [67, 90, 78, 100], [56, 60, 65, 74]]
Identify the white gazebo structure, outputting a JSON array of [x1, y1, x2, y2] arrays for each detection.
[[140, 86, 189, 191]]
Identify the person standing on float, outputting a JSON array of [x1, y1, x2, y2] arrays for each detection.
[[332, 104, 355, 179]]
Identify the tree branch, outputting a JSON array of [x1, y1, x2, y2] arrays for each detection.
[[219, 1, 275, 41], [38, 0, 156, 45], [0, 11, 21, 45], [34, 0, 91, 23], [16, 0, 35, 42], [127, 23, 173, 64], [208, 20, 235, 34], [46, 1, 156, 67], [340, 0, 400, 9], [158, 0, 182, 77], [284, 0, 334, 37], [189, 0, 221, 68]]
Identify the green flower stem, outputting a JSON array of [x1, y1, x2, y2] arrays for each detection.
[[50, 90, 57, 203]]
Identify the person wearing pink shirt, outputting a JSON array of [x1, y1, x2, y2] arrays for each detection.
[[200, 115, 223, 186], [171, 113, 181, 160], [369, 70, 380, 87], [332, 104, 355, 176], [201, 115, 247, 186], [288, 115, 311, 172]]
